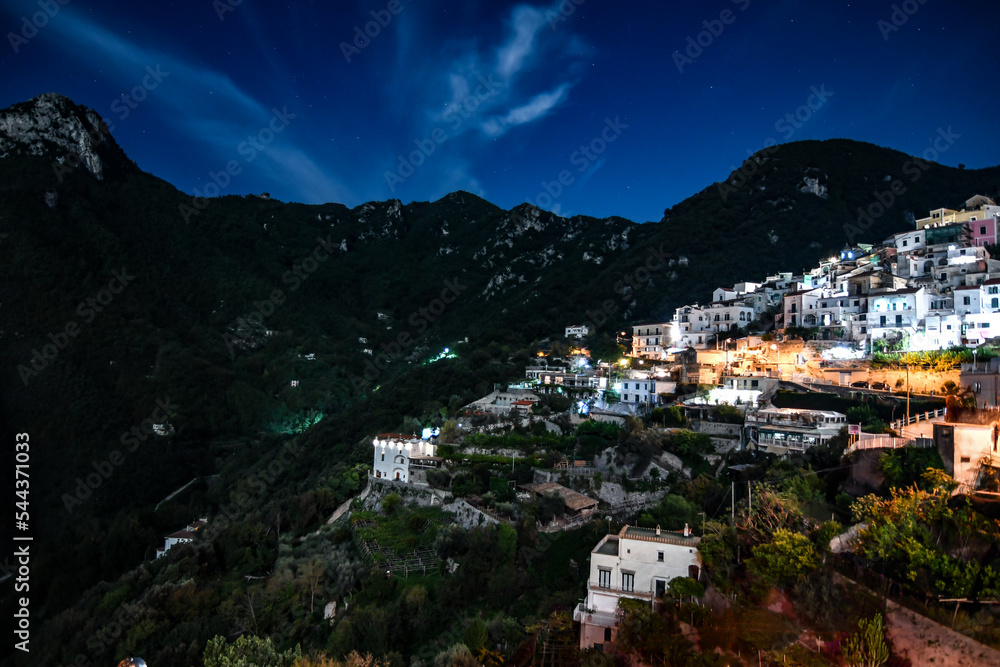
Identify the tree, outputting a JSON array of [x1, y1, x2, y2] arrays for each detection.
[[300, 558, 326, 614], [433, 643, 478, 667], [747, 529, 819, 588], [381, 493, 402, 515], [462, 614, 488, 653], [203, 635, 302, 667], [842, 614, 889, 667]]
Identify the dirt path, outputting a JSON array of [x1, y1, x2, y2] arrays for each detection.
[[885, 600, 1000, 666]]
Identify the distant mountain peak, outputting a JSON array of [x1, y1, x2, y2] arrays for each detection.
[[0, 92, 137, 181]]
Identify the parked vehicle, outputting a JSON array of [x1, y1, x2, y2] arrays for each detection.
[[851, 380, 869, 389], [870, 382, 889, 391]]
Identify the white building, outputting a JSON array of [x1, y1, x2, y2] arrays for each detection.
[[371, 433, 441, 484], [631, 322, 673, 359], [866, 287, 926, 342], [156, 519, 207, 558], [615, 374, 659, 408], [462, 389, 539, 415], [745, 407, 846, 455], [565, 324, 590, 338], [573, 525, 701, 651]]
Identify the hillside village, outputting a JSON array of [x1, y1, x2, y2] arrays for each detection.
[[53, 194, 1000, 665], [275, 195, 1000, 660]]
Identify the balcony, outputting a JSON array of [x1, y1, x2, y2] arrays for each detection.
[[573, 603, 619, 628], [588, 582, 657, 602]]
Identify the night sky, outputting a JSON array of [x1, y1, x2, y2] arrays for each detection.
[[2, 0, 998, 223]]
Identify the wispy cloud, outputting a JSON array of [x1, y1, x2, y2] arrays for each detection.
[[496, 5, 547, 79], [44, 9, 355, 204], [484, 83, 571, 137]]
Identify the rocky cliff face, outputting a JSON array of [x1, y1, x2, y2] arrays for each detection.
[[0, 92, 137, 180]]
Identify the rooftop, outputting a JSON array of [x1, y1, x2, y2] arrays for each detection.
[[619, 524, 700, 547]]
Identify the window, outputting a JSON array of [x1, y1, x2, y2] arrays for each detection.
[[964, 296, 971, 305], [604, 628, 612, 642], [657, 551, 664, 562], [621, 572, 635, 592], [993, 298, 999, 309], [381, 453, 385, 462], [598, 568, 611, 588], [985, 323, 991, 329], [895, 315, 902, 325], [982, 226, 988, 235]]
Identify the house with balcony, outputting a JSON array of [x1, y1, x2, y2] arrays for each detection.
[[573, 525, 701, 651], [631, 322, 673, 359], [673, 304, 714, 348], [866, 287, 926, 343], [565, 324, 590, 339], [462, 389, 540, 415], [371, 433, 442, 485], [745, 407, 846, 455], [614, 374, 660, 409]]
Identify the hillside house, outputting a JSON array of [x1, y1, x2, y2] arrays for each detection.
[[156, 518, 207, 558], [745, 407, 846, 455], [521, 481, 598, 518], [573, 524, 701, 651], [462, 389, 539, 415], [372, 433, 442, 485], [933, 408, 1000, 494]]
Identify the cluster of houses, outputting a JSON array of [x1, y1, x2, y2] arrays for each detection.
[[632, 195, 1000, 354]]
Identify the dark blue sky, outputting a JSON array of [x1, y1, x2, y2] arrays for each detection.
[[2, 0, 998, 223]]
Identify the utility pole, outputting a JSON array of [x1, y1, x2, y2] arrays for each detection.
[[748, 483, 752, 512], [731, 482, 735, 526], [905, 363, 911, 437]]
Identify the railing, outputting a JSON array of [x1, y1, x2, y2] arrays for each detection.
[[587, 582, 656, 601], [572, 603, 619, 627], [889, 408, 946, 431], [846, 436, 911, 453]]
